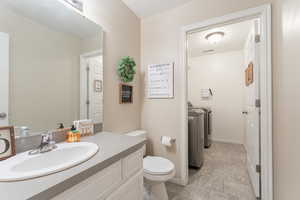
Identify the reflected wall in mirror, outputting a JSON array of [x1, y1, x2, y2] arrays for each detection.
[[0, 0, 103, 136]]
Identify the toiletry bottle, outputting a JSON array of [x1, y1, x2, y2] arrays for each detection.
[[58, 123, 64, 129], [67, 125, 76, 143], [73, 128, 81, 142]]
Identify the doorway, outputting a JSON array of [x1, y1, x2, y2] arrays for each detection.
[[180, 5, 272, 200]]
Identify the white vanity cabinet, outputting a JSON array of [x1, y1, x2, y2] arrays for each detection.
[[52, 148, 144, 200], [106, 170, 143, 200]]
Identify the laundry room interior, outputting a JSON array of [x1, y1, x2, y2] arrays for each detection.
[[185, 18, 261, 199]]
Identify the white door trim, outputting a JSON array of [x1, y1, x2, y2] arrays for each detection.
[[179, 4, 272, 200], [80, 50, 103, 59]]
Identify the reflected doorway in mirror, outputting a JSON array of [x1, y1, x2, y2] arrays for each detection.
[[80, 51, 104, 125]]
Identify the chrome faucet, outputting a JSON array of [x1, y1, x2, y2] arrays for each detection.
[[29, 131, 57, 155]]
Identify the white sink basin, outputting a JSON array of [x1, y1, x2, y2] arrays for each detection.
[[0, 142, 99, 182]]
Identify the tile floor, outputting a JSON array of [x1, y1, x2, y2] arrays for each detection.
[[145, 142, 256, 200]]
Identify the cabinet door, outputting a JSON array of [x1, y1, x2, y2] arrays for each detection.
[[122, 148, 143, 179], [106, 170, 143, 200], [52, 161, 122, 200]]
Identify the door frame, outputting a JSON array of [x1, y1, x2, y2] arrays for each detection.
[[179, 4, 272, 200]]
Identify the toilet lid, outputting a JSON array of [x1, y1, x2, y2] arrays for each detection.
[[143, 156, 174, 175]]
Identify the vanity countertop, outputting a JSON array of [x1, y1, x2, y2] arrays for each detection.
[[0, 132, 146, 200]]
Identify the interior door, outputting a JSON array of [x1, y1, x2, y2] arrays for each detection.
[[0, 32, 9, 126], [80, 54, 103, 124], [244, 20, 261, 198]]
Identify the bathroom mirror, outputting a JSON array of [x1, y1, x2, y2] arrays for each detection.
[[0, 0, 104, 136]]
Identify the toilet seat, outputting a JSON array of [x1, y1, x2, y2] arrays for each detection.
[[143, 156, 174, 175]]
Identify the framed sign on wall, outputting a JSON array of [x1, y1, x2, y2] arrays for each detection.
[[0, 126, 16, 161], [147, 63, 174, 99], [119, 84, 133, 104]]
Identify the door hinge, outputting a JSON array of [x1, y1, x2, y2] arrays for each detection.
[[256, 197, 261, 200], [86, 65, 90, 71], [255, 34, 261, 43], [86, 100, 90, 105], [256, 164, 261, 173], [255, 99, 261, 108]]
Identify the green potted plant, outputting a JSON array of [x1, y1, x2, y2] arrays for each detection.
[[117, 56, 136, 83]]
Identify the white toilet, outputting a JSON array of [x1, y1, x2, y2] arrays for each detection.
[[126, 130, 175, 200]]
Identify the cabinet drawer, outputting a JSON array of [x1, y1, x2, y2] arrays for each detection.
[[122, 149, 143, 180], [52, 161, 122, 200]]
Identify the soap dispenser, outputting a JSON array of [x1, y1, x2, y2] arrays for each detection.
[[58, 123, 64, 129], [67, 125, 80, 143], [73, 126, 81, 142]]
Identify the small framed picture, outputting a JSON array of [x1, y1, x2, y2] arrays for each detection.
[[0, 126, 16, 161], [94, 80, 102, 93], [248, 62, 254, 84], [245, 62, 254, 86], [120, 84, 133, 104]]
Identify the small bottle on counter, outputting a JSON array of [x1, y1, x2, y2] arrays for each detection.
[[67, 125, 80, 142], [74, 128, 81, 142], [58, 123, 64, 129]]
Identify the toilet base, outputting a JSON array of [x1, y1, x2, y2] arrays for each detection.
[[144, 178, 169, 200], [143, 166, 175, 200], [150, 182, 168, 200]]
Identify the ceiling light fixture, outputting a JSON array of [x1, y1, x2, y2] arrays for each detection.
[[205, 31, 225, 44]]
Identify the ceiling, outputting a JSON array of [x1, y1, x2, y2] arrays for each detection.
[[0, 0, 101, 39], [188, 20, 253, 58], [122, 0, 192, 18]]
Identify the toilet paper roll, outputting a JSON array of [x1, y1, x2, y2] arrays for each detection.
[[161, 136, 173, 147]]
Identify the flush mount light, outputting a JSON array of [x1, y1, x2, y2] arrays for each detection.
[[205, 32, 225, 44]]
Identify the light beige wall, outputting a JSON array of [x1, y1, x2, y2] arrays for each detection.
[[141, 0, 300, 198], [141, 0, 273, 182], [84, 0, 141, 133], [272, 0, 300, 199], [188, 51, 245, 144], [81, 34, 103, 54]]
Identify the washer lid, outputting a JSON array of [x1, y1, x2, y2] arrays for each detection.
[[143, 156, 174, 175]]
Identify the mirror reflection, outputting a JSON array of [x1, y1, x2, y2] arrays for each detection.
[[0, 0, 103, 136]]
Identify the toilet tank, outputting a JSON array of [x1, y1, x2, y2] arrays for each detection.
[[126, 130, 147, 156], [126, 130, 147, 139]]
